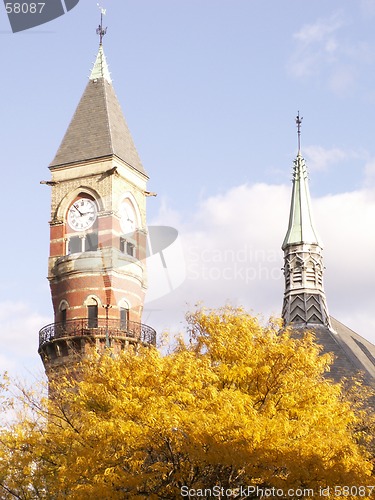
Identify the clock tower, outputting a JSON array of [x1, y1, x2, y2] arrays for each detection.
[[39, 38, 156, 377]]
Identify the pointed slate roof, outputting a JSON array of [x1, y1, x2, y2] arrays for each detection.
[[282, 152, 321, 249], [50, 45, 146, 176], [311, 318, 375, 384]]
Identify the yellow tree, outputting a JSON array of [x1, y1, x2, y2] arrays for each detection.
[[0, 307, 373, 499]]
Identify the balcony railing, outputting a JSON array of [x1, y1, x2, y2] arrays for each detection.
[[39, 318, 156, 349]]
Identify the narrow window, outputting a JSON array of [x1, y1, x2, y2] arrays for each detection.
[[68, 236, 82, 254], [126, 242, 135, 257], [86, 232, 98, 252], [88, 304, 98, 328], [120, 307, 129, 330], [120, 237, 126, 253], [59, 301, 68, 327], [120, 238, 136, 257], [61, 308, 67, 327]]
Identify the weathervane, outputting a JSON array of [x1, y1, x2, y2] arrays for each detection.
[[296, 111, 303, 152], [96, 3, 107, 45]]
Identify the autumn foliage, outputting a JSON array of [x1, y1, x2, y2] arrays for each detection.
[[0, 308, 373, 499]]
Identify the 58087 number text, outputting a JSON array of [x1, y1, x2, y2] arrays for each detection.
[[5, 3, 45, 14]]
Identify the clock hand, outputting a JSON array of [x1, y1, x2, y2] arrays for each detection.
[[73, 204, 84, 216]]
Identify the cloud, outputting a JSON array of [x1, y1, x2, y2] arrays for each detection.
[[293, 15, 343, 46], [0, 302, 49, 377], [287, 12, 374, 95], [146, 182, 375, 347], [288, 13, 344, 79], [303, 145, 363, 171]]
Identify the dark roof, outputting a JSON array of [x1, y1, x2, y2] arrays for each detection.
[[50, 77, 146, 176], [312, 317, 375, 384]]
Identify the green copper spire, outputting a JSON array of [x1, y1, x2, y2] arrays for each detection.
[[90, 44, 112, 83], [282, 152, 322, 249], [282, 113, 321, 250]]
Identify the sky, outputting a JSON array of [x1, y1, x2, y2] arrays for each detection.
[[1, 0, 375, 380]]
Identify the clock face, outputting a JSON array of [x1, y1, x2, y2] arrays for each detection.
[[120, 201, 137, 234], [67, 198, 97, 231]]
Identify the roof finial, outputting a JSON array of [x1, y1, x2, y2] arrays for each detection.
[[96, 4, 107, 45], [296, 111, 303, 153]]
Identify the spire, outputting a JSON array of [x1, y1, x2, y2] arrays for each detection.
[[50, 38, 146, 176], [280, 116, 375, 386], [282, 113, 321, 250], [282, 153, 322, 249], [90, 44, 112, 83], [281, 114, 331, 329]]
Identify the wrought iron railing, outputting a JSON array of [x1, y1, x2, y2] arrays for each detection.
[[39, 318, 156, 349]]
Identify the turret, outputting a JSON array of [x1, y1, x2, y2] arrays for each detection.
[[282, 114, 331, 329]]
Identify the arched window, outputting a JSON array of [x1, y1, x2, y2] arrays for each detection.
[[119, 300, 130, 330], [59, 300, 69, 327], [86, 297, 98, 328]]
